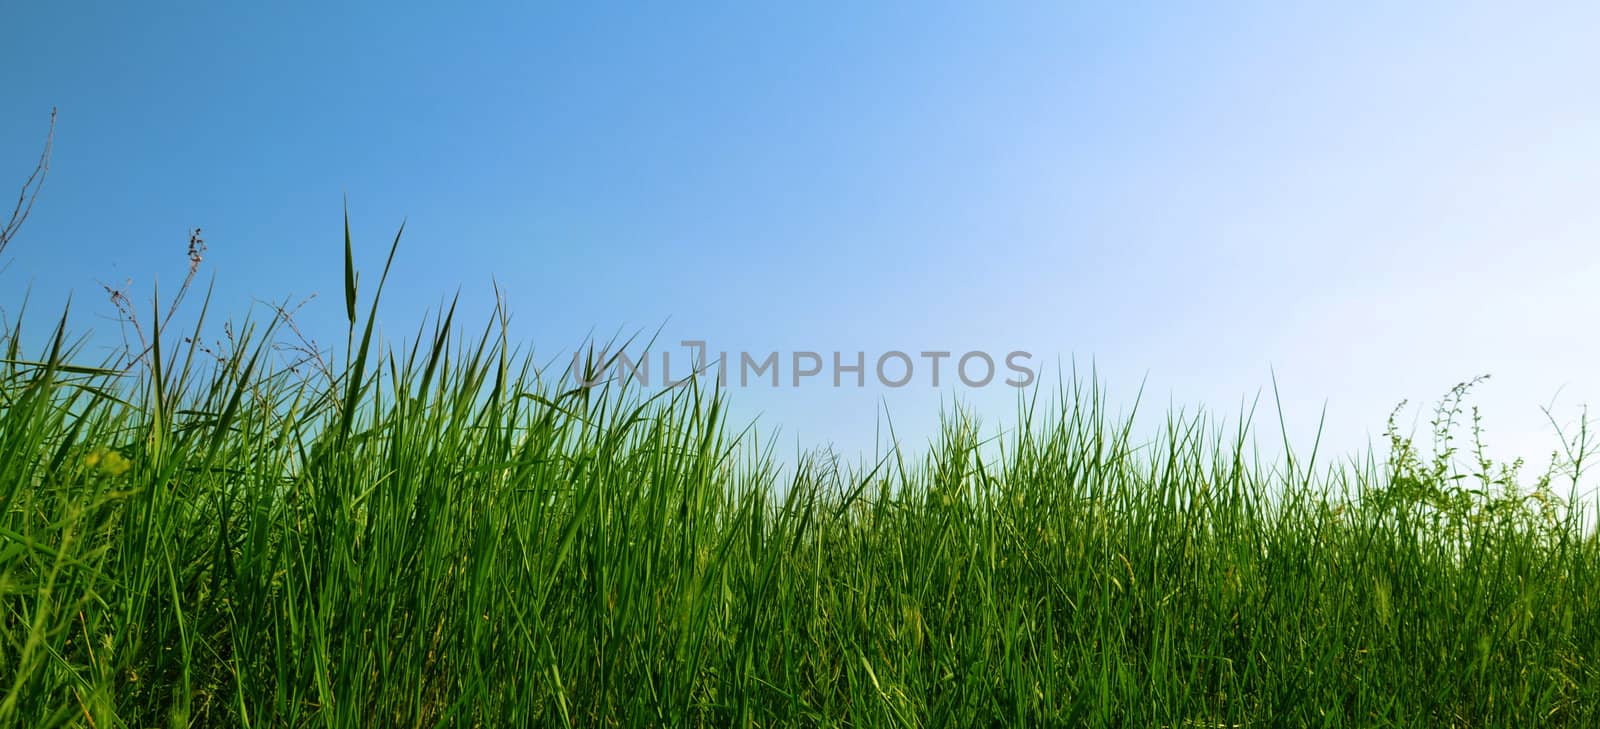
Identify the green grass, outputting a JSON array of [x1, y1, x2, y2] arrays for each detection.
[[3, 220, 1599, 727]]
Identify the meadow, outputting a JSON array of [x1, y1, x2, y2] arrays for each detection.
[[3, 220, 1599, 727]]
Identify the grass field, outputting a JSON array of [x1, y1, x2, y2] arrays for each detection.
[[4, 224, 1599, 727]]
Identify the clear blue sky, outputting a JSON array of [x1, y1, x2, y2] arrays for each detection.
[[4, 2, 1599, 469]]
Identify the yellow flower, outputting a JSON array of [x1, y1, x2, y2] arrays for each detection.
[[87, 448, 131, 477]]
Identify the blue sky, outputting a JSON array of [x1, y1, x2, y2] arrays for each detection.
[[4, 2, 1599, 470]]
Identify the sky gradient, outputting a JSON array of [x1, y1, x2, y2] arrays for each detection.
[[4, 2, 1599, 470]]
